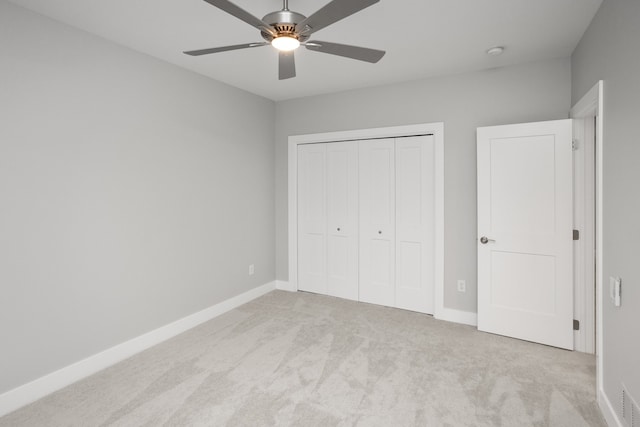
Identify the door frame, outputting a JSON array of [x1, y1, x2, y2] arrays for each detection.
[[287, 122, 445, 318], [572, 112, 596, 354], [569, 81, 604, 403]]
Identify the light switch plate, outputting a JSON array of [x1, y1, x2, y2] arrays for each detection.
[[610, 276, 621, 307]]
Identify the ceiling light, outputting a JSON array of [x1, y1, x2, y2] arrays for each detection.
[[486, 46, 505, 56], [271, 36, 300, 51]]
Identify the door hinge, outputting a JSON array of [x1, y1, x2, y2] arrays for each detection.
[[573, 319, 580, 331], [573, 229, 580, 240], [572, 139, 579, 151]]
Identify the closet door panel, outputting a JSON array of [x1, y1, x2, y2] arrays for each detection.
[[395, 135, 435, 314], [359, 139, 395, 307], [326, 141, 359, 300], [297, 144, 327, 294]]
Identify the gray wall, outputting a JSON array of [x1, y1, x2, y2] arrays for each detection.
[[275, 58, 571, 313], [0, 2, 275, 394], [572, 0, 640, 413]]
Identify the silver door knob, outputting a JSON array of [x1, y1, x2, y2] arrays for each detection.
[[480, 237, 495, 244]]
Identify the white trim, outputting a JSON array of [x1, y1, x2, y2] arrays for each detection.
[[571, 81, 601, 118], [435, 308, 478, 327], [0, 281, 277, 418], [572, 116, 596, 354], [599, 388, 623, 427], [275, 280, 295, 292], [288, 123, 445, 318], [572, 117, 586, 352], [434, 129, 445, 320], [570, 81, 606, 419], [288, 123, 443, 146]]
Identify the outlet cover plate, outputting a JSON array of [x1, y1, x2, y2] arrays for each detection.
[[457, 280, 466, 293]]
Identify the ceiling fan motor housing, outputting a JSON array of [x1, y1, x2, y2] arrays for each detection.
[[261, 10, 309, 42]]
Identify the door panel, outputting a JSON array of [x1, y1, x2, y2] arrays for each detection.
[[398, 241, 421, 290], [477, 120, 573, 350], [297, 144, 327, 294], [370, 148, 394, 225], [395, 136, 435, 313], [359, 139, 395, 306], [491, 251, 556, 315], [326, 141, 358, 300], [371, 240, 393, 288], [490, 136, 556, 235]]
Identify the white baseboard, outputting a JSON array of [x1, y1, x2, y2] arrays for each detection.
[[274, 282, 477, 328], [599, 386, 622, 427], [0, 281, 276, 418], [435, 307, 478, 327], [275, 280, 296, 292]]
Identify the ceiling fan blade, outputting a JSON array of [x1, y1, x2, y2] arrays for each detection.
[[201, 0, 275, 35], [296, 0, 379, 35], [279, 51, 296, 80], [184, 42, 268, 56], [305, 41, 385, 63]]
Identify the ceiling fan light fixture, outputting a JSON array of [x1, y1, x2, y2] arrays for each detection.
[[272, 36, 300, 51]]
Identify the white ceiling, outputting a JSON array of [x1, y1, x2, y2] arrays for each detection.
[[8, 0, 602, 101]]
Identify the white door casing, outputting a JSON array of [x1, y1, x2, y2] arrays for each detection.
[[570, 81, 604, 416], [326, 141, 359, 301], [477, 119, 574, 350], [395, 136, 436, 314], [359, 138, 396, 307]]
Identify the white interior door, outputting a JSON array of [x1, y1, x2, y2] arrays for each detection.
[[477, 119, 573, 350], [395, 136, 436, 314], [297, 144, 326, 294], [326, 141, 359, 301], [359, 139, 395, 306]]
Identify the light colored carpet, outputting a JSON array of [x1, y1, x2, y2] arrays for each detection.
[[1, 290, 605, 426]]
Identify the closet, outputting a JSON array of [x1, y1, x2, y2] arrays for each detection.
[[297, 135, 436, 314]]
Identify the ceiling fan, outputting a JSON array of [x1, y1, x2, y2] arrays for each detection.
[[184, 0, 385, 80]]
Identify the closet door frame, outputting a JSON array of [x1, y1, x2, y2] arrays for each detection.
[[288, 123, 444, 317]]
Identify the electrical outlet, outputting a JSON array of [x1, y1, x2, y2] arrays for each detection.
[[457, 280, 466, 293], [249, 264, 255, 276]]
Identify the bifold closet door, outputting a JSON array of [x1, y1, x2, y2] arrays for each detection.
[[299, 137, 435, 313], [297, 144, 327, 294], [395, 135, 435, 314], [326, 141, 359, 300], [359, 139, 396, 306], [297, 141, 358, 298], [359, 136, 436, 313]]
